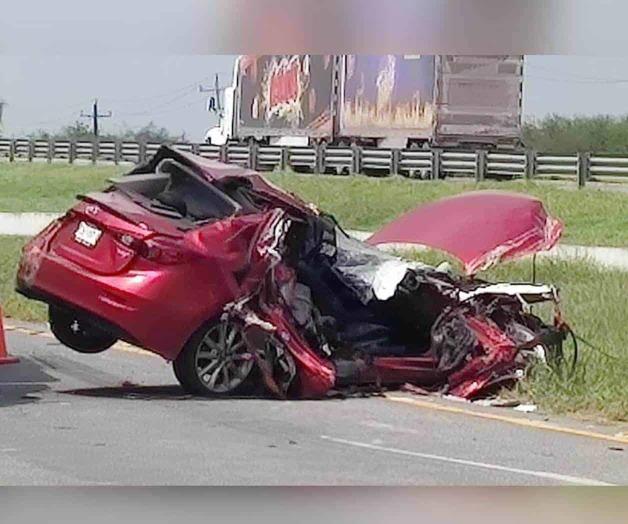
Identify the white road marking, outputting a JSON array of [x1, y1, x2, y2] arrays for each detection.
[[320, 435, 613, 486], [0, 382, 50, 386]]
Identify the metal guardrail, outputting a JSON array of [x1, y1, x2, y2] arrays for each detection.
[[1, 138, 627, 187]]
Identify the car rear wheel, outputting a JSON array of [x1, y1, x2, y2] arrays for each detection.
[[173, 318, 259, 396], [48, 306, 118, 354]]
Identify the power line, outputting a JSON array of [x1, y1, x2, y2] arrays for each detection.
[[1, 98, 91, 130], [80, 99, 112, 138], [526, 64, 628, 84], [119, 99, 205, 119], [105, 74, 221, 106], [115, 89, 201, 118], [526, 74, 628, 85], [18, 109, 85, 129]]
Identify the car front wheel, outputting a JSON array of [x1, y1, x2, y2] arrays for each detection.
[[173, 318, 259, 396]]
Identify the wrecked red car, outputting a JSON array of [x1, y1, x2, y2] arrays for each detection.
[[16, 146, 569, 399]]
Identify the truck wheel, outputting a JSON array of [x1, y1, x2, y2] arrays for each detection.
[[48, 306, 117, 354], [173, 318, 259, 396]]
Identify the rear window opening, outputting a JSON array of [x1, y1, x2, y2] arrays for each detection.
[[110, 159, 244, 222]]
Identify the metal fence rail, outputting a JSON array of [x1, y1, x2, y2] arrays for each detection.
[[1, 137, 627, 187]]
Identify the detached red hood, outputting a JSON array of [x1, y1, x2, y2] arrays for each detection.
[[367, 191, 563, 274]]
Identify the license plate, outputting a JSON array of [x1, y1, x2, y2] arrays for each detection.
[[74, 221, 102, 248]]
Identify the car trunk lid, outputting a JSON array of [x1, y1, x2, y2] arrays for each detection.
[[50, 194, 160, 275]]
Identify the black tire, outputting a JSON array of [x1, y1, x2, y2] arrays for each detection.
[[48, 306, 117, 354], [173, 318, 260, 396]]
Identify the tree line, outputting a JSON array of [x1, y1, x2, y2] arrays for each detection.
[[25, 121, 183, 144], [523, 114, 628, 153], [7, 115, 628, 153]]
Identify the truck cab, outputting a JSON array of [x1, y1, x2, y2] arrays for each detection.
[[205, 85, 235, 145]]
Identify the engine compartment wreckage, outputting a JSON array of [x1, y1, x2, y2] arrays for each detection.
[[17, 146, 572, 399]]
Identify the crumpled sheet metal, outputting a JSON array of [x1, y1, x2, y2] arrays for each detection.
[[367, 191, 564, 275], [157, 159, 567, 401]]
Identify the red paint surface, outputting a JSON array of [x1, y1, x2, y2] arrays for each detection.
[[367, 191, 563, 274]]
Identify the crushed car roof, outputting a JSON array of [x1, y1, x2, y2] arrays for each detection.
[[128, 146, 313, 216], [367, 191, 563, 274]]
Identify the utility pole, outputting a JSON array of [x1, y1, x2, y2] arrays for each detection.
[[80, 98, 112, 138], [0, 100, 6, 130], [200, 74, 225, 115]]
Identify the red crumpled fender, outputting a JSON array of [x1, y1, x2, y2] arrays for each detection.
[[264, 307, 336, 398], [447, 316, 520, 399], [184, 214, 267, 270], [213, 209, 335, 398]]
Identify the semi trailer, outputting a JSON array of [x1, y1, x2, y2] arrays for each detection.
[[205, 55, 523, 149]]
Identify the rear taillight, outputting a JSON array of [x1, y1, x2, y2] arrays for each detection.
[[114, 232, 191, 265], [139, 236, 192, 265], [116, 232, 144, 250]]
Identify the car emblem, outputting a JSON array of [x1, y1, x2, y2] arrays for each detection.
[[85, 205, 99, 216]]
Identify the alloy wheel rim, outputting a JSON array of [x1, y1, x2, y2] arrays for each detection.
[[195, 321, 254, 393]]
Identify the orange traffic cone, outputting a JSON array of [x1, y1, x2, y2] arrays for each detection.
[[0, 305, 19, 365]]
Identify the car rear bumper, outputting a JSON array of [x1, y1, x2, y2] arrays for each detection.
[[15, 250, 208, 360], [15, 279, 140, 346]]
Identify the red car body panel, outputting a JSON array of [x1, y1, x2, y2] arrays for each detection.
[[17, 149, 314, 363], [367, 191, 564, 274], [19, 221, 240, 360]]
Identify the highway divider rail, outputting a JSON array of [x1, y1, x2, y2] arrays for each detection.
[[2, 138, 628, 187]]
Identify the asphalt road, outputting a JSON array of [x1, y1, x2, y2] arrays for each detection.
[[1, 326, 627, 486]]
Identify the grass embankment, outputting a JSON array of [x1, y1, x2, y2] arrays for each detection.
[[0, 162, 123, 213], [1, 234, 627, 420], [405, 249, 628, 421], [1, 163, 628, 247], [0, 236, 46, 322], [268, 173, 628, 248]]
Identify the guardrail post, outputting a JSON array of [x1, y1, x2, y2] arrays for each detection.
[[475, 150, 487, 182], [314, 142, 325, 174], [114, 141, 121, 165], [248, 140, 258, 170], [219, 144, 228, 163], [8, 140, 15, 163], [47, 140, 53, 164], [91, 141, 98, 165], [27, 140, 34, 162], [139, 142, 147, 164], [351, 144, 362, 175], [577, 152, 590, 188], [430, 148, 441, 180], [280, 147, 289, 172], [525, 150, 535, 180], [69, 141, 76, 164], [192, 143, 200, 156], [391, 149, 400, 176]]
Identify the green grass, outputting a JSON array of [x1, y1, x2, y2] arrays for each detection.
[[0, 236, 46, 322], [267, 173, 628, 247], [405, 249, 628, 421], [1, 233, 627, 420], [2, 163, 628, 246], [0, 162, 123, 213]]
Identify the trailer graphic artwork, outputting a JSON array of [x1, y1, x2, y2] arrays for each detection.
[[239, 55, 334, 136], [341, 55, 436, 138]]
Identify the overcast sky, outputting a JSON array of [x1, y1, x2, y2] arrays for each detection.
[[3, 55, 628, 141]]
